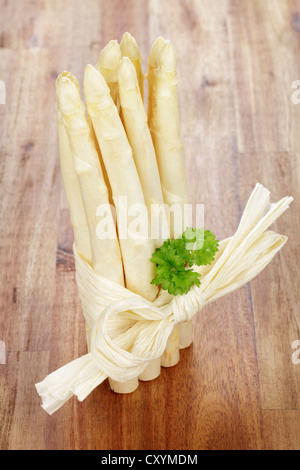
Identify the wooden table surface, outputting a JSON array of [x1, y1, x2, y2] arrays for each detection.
[[0, 0, 300, 451]]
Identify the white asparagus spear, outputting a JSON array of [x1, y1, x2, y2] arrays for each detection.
[[57, 73, 138, 393], [57, 109, 92, 266], [96, 40, 121, 106], [161, 327, 180, 367], [56, 73, 94, 363], [148, 39, 189, 239], [147, 39, 191, 361], [85, 59, 160, 393], [118, 57, 170, 248], [120, 32, 145, 101], [177, 321, 194, 349], [96, 42, 141, 393], [84, 64, 158, 302], [147, 36, 165, 123], [56, 73, 124, 284], [97, 40, 143, 391], [118, 57, 167, 381], [147, 37, 182, 365], [87, 112, 114, 208]]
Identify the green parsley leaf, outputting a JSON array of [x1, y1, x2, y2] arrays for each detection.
[[150, 228, 219, 296], [189, 230, 219, 267], [183, 227, 205, 251]]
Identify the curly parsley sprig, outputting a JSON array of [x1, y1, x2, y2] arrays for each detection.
[[150, 228, 219, 296]]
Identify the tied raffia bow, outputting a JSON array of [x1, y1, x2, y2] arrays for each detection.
[[36, 184, 293, 415]]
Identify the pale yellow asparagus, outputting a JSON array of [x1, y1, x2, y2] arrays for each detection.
[[118, 57, 170, 248], [118, 57, 167, 380], [120, 32, 145, 101], [56, 73, 124, 284], [177, 321, 193, 349], [84, 64, 158, 302], [57, 73, 94, 359], [97, 39, 145, 389], [161, 327, 180, 367], [147, 36, 165, 123], [147, 39, 189, 238], [57, 73, 138, 393], [147, 39, 192, 359], [147, 37, 182, 364], [87, 112, 114, 207], [96, 40, 121, 106], [57, 109, 92, 266], [85, 58, 155, 393], [138, 357, 162, 381], [96, 41, 141, 392]]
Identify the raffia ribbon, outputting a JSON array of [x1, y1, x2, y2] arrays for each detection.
[[36, 184, 293, 415]]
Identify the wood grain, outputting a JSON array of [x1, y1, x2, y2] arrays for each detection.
[[0, 0, 300, 450]]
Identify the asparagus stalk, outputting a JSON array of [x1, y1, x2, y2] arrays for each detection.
[[177, 320, 194, 349], [57, 108, 92, 266], [87, 112, 114, 208], [56, 73, 124, 284], [84, 64, 158, 302], [84, 64, 159, 388], [118, 56, 169, 381], [57, 72, 139, 393], [96, 38, 124, 201], [96, 40, 144, 391], [147, 36, 165, 123], [147, 39, 192, 361], [148, 39, 189, 238], [161, 326, 180, 367], [96, 40, 121, 106], [118, 57, 170, 249], [57, 74, 95, 358], [120, 32, 145, 101]]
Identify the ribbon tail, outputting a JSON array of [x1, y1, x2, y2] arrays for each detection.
[[35, 353, 107, 415]]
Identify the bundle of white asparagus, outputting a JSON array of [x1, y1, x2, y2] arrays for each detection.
[[54, 33, 189, 393], [35, 34, 293, 414]]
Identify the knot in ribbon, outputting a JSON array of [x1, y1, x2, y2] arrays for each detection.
[[75, 249, 199, 383], [171, 284, 205, 324]]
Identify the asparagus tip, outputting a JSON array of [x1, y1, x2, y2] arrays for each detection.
[[96, 40, 122, 71], [84, 64, 109, 101], [56, 74, 81, 115], [148, 36, 165, 68], [120, 32, 141, 60], [157, 40, 177, 73], [118, 57, 138, 90]]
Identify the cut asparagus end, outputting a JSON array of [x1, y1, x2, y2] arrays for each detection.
[[139, 358, 161, 381], [109, 377, 139, 394]]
